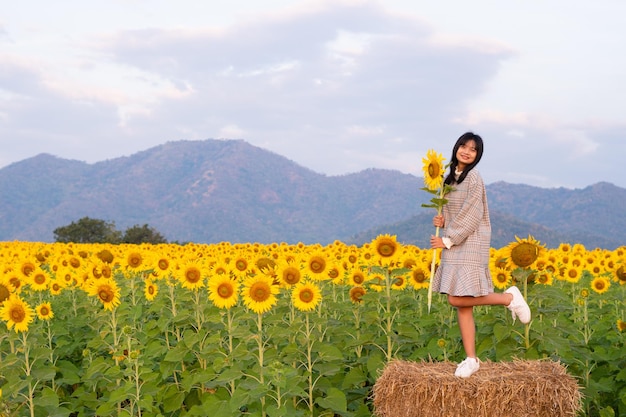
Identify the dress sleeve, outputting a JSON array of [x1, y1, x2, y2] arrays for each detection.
[[445, 171, 485, 246]]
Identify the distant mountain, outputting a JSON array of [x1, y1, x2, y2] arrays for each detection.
[[0, 139, 623, 249]]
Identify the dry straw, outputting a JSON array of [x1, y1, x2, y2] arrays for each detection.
[[372, 359, 583, 417]]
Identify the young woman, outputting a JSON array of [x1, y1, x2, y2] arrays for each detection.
[[430, 132, 530, 378]]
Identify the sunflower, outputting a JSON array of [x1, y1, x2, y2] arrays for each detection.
[[241, 275, 278, 314], [0, 278, 12, 304], [177, 261, 205, 290], [422, 149, 445, 191], [371, 234, 399, 263], [20, 260, 37, 278], [503, 235, 545, 269], [304, 251, 327, 280], [125, 250, 144, 271], [90, 260, 113, 280], [28, 266, 51, 291], [255, 257, 276, 273], [326, 261, 345, 284], [534, 271, 554, 286], [87, 278, 121, 310], [349, 286, 366, 303], [590, 276, 610, 294], [49, 280, 64, 296], [562, 265, 583, 284], [617, 319, 626, 332], [231, 254, 251, 278], [144, 279, 159, 301], [275, 261, 302, 287], [347, 268, 367, 286], [36, 302, 54, 320], [291, 281, 322, 312], [211, 259, 230, 277], [343, 248, 360, 269], [391, 274, 408, 290], [0, 294, 35, 332], [96, 249, 115, 264], [613, 265, 626, 285], [558, 242, 572, 253], [491, 267, 511, 290], [67, 255, 82, 269], [408, 263, 429, 290], [208, 275, 240, 309]]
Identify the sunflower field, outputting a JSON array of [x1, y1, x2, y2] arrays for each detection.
[[0, 236, 624, 417]]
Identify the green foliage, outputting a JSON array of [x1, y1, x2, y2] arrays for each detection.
[[53, 217, 167, 244], [1, 267, 624, 416], [53, 217, 123, 243], [122, 224, 168, 244]]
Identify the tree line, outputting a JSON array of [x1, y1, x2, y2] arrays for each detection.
[[53, 217, 167, 244]]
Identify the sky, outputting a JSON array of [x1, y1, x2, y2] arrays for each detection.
[[1, 0, 625, 189]]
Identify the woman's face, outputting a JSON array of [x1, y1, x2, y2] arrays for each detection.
[[456, 140, 477, 170]]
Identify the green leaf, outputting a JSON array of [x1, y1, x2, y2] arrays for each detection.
[[317, 344, 344, 362], [160, 386, 186, 413], [33, 387, 59, 408], [341, 366, 367, 389], [315, 387, 347, 413], [55, 360, 82, 385], [31, 365, 57, 381]]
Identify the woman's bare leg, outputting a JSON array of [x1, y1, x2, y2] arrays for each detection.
[[449, 293, 514, 359], [457, 306, 476, 358], [448, 292, 513, 309]]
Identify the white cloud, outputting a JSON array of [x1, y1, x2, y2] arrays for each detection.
[[0, 0, 625, 189]]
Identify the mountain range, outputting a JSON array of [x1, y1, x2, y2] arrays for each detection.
[[0, 139, 623, 249]]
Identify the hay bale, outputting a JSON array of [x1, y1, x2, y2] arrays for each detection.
[[372, 359, 583, 417]]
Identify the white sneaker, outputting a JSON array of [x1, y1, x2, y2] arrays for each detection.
[[455, 357, 480, 378], [505, 286, 531, 324]]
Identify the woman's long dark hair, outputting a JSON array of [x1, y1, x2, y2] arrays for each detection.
[[444, 132, 484, 185]]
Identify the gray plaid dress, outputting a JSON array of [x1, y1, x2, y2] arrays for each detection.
[[432, 169, 493, 297]]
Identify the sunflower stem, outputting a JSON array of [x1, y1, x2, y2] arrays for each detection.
[[20, 332, 35, 417], [257, 312, 266, 417], [305, 312, 314, 416], [44, 319, 56, 390], [427, 189, 445, 313]]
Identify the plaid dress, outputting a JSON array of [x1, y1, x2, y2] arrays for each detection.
[[432, 169, 493, 297]]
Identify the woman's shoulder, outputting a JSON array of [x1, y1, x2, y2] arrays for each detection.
[[466, 169, 484, 183]]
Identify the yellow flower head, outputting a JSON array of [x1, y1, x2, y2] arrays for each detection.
[[275, 260, 302, 287], [534, 271, 553, 286], [28, 266, 51, 291], [125, 250, 144, 271], [208, 275, 240, 309], [491, 267, 511, 290], [614, 265, 626, 285], [349, 286, 366, 303], [36, 302, 54, 320], [87, 278, 121, 311], [177, 261, 205, 290], [304, 251, 328, 280], [562, 265, 583, 284], [144, 279, 159, 301], [590, 276, 610, 294], [1, 294, 35, 332], [371, 234, 399, 261], [291, 281, 322, 312], [0, 278, 13, 304], [422, 149, 445, 191], [408, 263, 429, 290], [242, 275, 279, 314], [503, 235, 545, 269]]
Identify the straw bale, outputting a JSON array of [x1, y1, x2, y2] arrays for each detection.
[[372, 359, 583, 417]]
